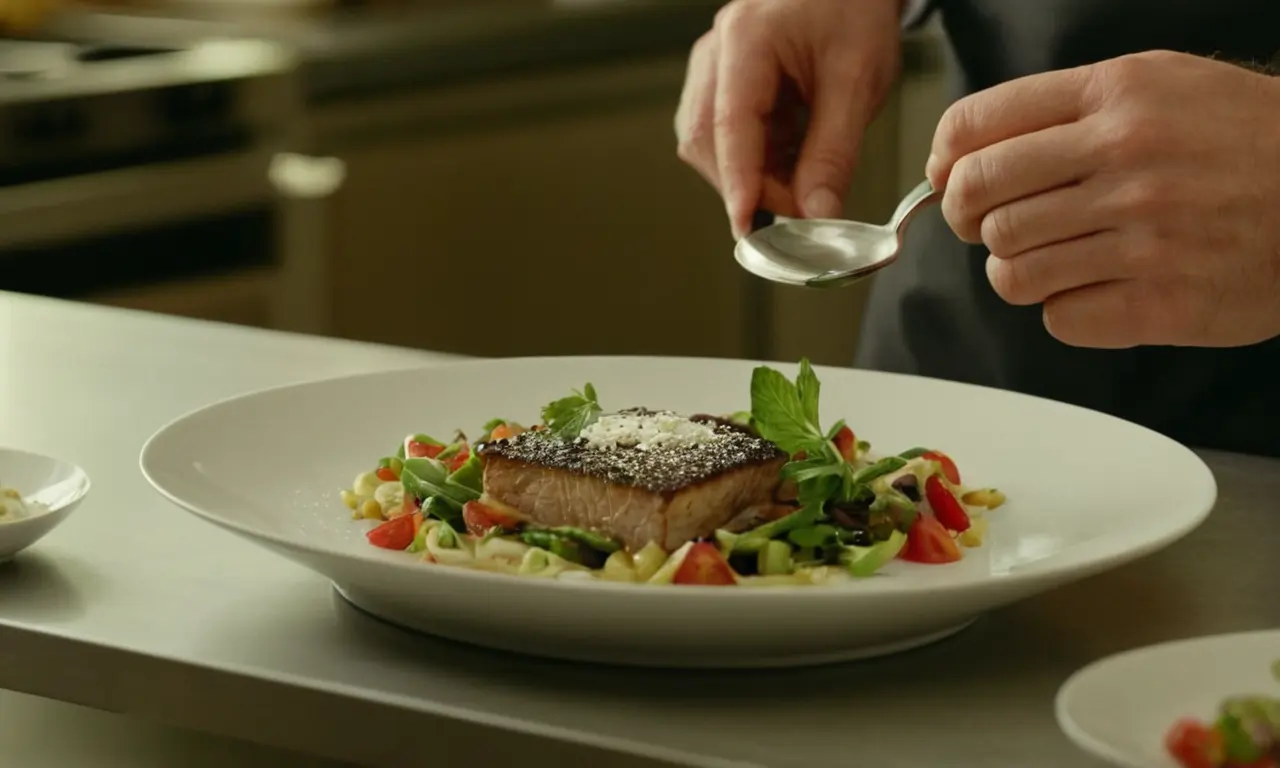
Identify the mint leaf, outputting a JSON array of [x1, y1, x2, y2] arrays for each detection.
[[749, 365, 824, 454], [781, 455, 845, 484], [541, 384, 602, 440], [796, 358, 821, 429]]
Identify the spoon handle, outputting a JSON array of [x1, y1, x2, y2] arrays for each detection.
[[887, 179, 943, 237]]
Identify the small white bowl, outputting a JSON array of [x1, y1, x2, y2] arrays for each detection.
[[0, 448, 90, 562]]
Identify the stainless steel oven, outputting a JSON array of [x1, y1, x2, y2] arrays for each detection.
[[0, 33, 329, 330]]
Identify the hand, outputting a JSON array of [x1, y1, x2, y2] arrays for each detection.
[[674, 0, 904, 239], [926, 50, 1280, 349], [0, 0, 62, 32]]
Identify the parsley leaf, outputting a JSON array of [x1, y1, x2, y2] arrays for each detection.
[[541, 383, 602, 439]]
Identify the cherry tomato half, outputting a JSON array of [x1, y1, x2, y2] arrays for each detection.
[[673, 542, 737, 586]]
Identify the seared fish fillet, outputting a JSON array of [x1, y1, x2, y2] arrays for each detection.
[[478, 411, 785, 552]]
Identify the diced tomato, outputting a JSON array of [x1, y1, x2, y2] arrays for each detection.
[[900, 514, 962, 564], [366, 514, 417, 550], [407, 440, 444, 459], [489, 423, 525, 441], [922, 450, 961, 485], [403, 495, 421, 515], [1165, 718, 1225, 768], [462, 500, 521, 536], [673, 542, 737, 586], [833, 426, 857, 463], [375, 466, 398, 482], [410, 511, 424, 534], [925, 474, 971, 532], [446, 447, 470, 473], [793, 450, 808, 461]]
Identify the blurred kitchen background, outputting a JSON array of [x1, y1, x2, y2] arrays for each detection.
[[0, 0, 952, 367]]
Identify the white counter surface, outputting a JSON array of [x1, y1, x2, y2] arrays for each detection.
[[1, 291, 1276, 768]]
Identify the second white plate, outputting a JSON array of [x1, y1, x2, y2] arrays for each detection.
[[1057, 630, 1280, 767]]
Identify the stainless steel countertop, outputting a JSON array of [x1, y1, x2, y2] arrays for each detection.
[[0, 291, 1275, 768]]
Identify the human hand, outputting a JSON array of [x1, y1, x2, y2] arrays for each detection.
[[926, 51, 1280, 349], [674, 0, 905, 239], [0, 0, 62, 32]]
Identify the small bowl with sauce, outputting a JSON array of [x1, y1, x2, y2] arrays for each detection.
[[0, 448, 90, 562]]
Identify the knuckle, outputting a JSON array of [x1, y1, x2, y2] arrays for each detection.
[[1041, 298, 1081, 345], [981, 205, 1018, 255], [714, 1, 758, 35], [941, 154, 992, 239], [934, 101, 976, 160], [987, 255, 1041, 306], [1115, 176, 1178, 218]]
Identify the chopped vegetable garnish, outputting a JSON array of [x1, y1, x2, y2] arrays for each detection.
[[340, 359, 1005, 585]]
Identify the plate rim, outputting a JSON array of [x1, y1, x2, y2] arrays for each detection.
[[1054, 628, 1280, 768], [138, 354, 1219, 599]]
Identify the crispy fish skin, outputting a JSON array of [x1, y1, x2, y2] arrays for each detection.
[[478, 419, 785, 552]]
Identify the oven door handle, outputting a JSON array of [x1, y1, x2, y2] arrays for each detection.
[[0, 151, 273, 250], [269, 152, 348, 335]]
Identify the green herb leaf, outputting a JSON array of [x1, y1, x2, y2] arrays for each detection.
[[787, 524, 839, 549], [749, 365, 824, 454], [481, 418, 507, 434], [401, 458, 480, 510], [541, 384, 603, 440], [796, 358, 821, 428], [781, 455, 845, 484]]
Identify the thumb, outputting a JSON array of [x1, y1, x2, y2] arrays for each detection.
[[793, 71, 872, 219]]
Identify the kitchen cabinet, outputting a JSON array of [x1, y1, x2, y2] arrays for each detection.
[[305, 42, 945, 364]]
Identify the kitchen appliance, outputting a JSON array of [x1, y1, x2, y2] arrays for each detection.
[[0, 29, 322, 329]]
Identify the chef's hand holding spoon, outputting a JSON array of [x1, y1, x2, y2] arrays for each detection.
[[674, 0, 906, 240], [926, 52, 1280, 349]]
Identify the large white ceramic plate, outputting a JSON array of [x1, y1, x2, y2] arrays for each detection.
[[139, 357, 1216, 668], [1056, 630, 1280, 767]]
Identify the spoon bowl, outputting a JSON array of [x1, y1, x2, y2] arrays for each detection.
[[734, 179, 942, 288], [0, 448, 90, 563]]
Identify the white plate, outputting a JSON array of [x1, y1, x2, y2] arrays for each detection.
[[1056, 630, 1280, 767], [0, 447, 90, 562], [139, 356, 1216, 668]]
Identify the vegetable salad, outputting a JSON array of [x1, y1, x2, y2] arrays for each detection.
[[340, 359, 1007, 585], [1166, 660, 1280, 768]]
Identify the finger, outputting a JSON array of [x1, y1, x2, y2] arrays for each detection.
[[715, 11, 780, 239], [1041, 278, 1203, 349], [985, 230, 1135, 306], [972, 167, 1129, 258], [792, 61, 873, 219], [675, 33, 723, 191], [928, 64, 1100, 190], [941, 120, 1103, 243]]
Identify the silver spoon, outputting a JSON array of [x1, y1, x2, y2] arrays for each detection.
[[733, 179, 942, 289]]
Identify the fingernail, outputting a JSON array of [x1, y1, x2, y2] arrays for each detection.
[[803, 188, 841, 219]]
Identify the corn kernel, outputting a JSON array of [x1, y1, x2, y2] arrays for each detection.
[[360, 499, 383, 520], [962, 488, 1006, 509], [960, 516, 989, 548], [340, 489, 359, 509]]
